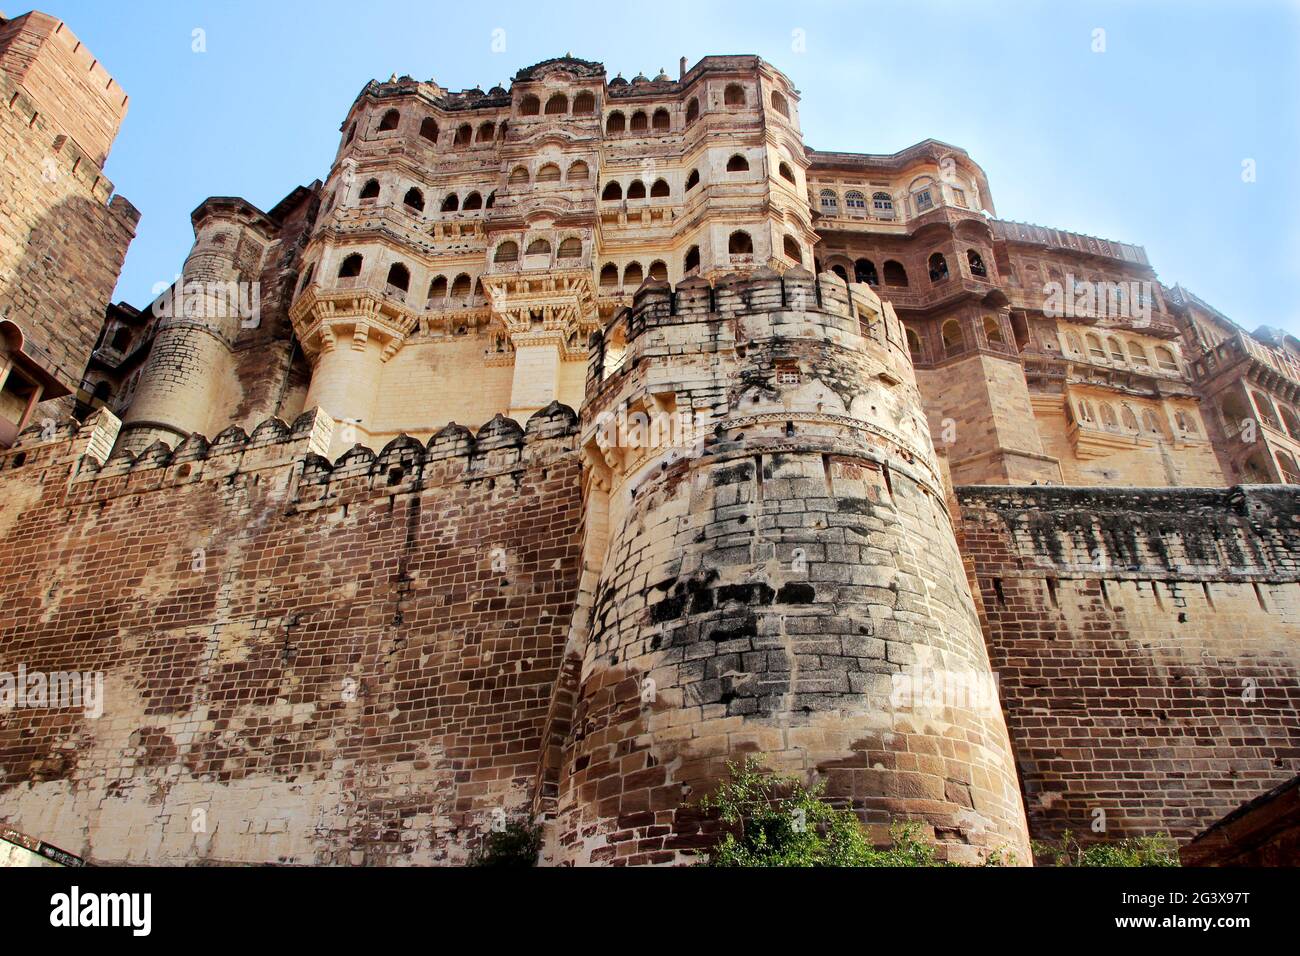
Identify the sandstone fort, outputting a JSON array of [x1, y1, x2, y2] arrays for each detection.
[[0, 10, 1296, 866]]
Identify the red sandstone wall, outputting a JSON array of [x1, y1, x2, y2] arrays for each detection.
[[958, 485, 1300, 851], [0, 404, 583, 864]]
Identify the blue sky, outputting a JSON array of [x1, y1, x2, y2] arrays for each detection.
[[33, 0, 1300, 333]]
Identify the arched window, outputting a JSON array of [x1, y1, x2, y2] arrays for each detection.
[[1121, 405, 1140, 431], [684, 246, 700, 273], [872, 192, 894, 218], [1086, 334, 1106, 360], [573, 91, 596, 114], [494, 241, 519, 263], [724, 83, 745, 106], [485, 191, 496, 208], [599, 263, 619, 288], [1251, 391, 1279, 428], [110, 327, 131, 351], [727, 154, 749, 172], [686, 98, 699, 124], [451, 274, 472, 297], [832, 264, 848, 282], [983, 315, 1004, 347], [1108, 338, 1127, 364], [844, 190, 866, 215], [652, 108, 670, 130], [428, 276, 448, 301], [92, 380, 112, 403], [728, 230, 753, 254], [509, 166, 529, 187], [558, 237, 582, 259], [463, 191, 483, 210], [967, 249, 987, 278], [819, 189, 839, 214], [419, 118, 439, 142], [403, 187, 424, 212], [630, 111, 648, 132], [338, 253, 363, 278], [905, 327, 922, 360], [441, 193, 459, 212], [771, 91, 789, 118], [782, 235, 802, 263], [1066, 333, 1083, 356], [1142, 408, 1164, 436], [854, 258, 878, 286], [778, 162, 796, 184], [378, 109, 400, 132], [1278, 452, 1300, 484], [624, 261, 643, 287], [477, 121, 495, 142], [359, 179, 380, 200], [454, 123, 472, 145], [1175, 410, 1199, 435], [883, 260, 908, 286], [942, 320, 964, 356], [928, 253, 949, 282], [1154, 346, 1178, 372], [526, 238, 552, 256], [685, 169, 700, 191], [602, 181, 623, 201], [1280, 405, 1300, 439], [648, 260, 668, 281], [345, 123, 357, 144], [606, 111, 625, 134], [386, 262, 410, 292], [537, 163, 561, 183], [1100, 403, 1119, 430], [545, 93, 568, 115], [1128, 341, 1149, 367], [650, 178, 670, 198], [627, 179, 647, 199], [520, 95, 540, 116], [567, 160, 590, 182], [298, 263, 315, 292]]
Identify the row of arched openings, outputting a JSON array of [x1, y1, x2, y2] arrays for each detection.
[[519, 91, 597, 116], [358, 179, 496, 214]]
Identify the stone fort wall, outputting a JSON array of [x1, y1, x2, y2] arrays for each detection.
[[957, 484, 1300, 847], [0, 403, 584, 865]]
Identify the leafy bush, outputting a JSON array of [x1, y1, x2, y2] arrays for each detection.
[[1034, 830, 1180, 867], [697, 756, 982, 867], [469, 821, 542, 867]]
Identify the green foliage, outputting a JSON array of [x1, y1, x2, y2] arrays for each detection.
[[1033, 830, 1180, 867], [469, 821, 542, 867], [697, 756, 977, 867]]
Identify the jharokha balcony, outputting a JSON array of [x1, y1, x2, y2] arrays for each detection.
[[289, 279, 420, 361], [1191, 331, 1300, 403]]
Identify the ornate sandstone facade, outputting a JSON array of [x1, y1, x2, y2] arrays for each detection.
[[0, 12, 1297, 866]]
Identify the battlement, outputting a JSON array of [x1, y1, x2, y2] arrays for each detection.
[[958, 483, 1300, 582], [0, 402, 579, 503], [0, 11, 129, 167], [587, 267, 909, 392]]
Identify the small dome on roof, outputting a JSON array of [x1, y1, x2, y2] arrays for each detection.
[[632, 71, 649, 84], [609, 73, 628, 87], [654, 67, 670, 81]]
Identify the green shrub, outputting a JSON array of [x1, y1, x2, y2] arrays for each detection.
[[1033, 830, 1180, 867], [469, 821, 542, 867], [697, 756, 988, 867]]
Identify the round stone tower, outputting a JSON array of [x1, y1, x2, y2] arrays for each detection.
[[550, 268, 1031, 865], [117, 199, 272, 454]]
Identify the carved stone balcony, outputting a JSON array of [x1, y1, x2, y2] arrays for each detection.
[[288, 282, 419, 362]]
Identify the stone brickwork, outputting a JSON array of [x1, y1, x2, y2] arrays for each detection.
[[957, 484, 1300, 848], [549, 269, 1030, 865], [0, 402, 584, 865], [0, 63, 137, 394]]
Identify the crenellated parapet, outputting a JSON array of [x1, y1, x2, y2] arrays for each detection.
[[0, 401, 579, 509]]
